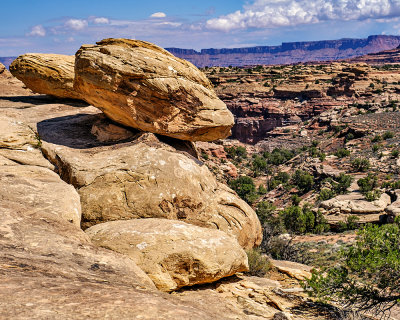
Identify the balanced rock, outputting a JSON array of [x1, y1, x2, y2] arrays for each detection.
[[74, 38, 234, 141], [9, 54, 81, 99], [86, 219, 248, 292]]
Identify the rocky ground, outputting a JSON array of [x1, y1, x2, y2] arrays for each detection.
[[0, 41, 349, 319], [3, 38, 400, 318]]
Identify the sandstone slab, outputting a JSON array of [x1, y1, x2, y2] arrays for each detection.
[[74, 38, 234, 141], [86, 218, 248, 291], [37, 112, 262, 249], [9, 53, 81, 99], [0, 165, 82, 227]]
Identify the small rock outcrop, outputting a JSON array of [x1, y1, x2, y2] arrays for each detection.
[[9, 54, 81, 99], [86, 218, 248, 291], [38, 113, 262, 249], [74, 38, 234, 141]]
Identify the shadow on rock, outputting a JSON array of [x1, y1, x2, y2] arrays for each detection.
[[0, 95, 88, 107]]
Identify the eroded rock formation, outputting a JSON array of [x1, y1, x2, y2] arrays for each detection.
[[86, 218, 248, 291], [74, 38, 234, 141], [9, 54, 81, 99]]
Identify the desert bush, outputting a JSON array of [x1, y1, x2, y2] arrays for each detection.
[[357, 174, 378, 194], [305, 220, 400, 317], [351, 158, 370, 172], [252, 155, 267, 176], [245, 248, 271, 277], [263, 148, 295, 166], [280, 205, 329, 234], [338, 215, 360, 231], [229, 176, 257, 204], [319, 188, 335, 201], [383, 131, 394, 140], [292, 170, 315, 194], [364, 190, 382, 202], [335, 148, 350, 158], [225, 146, 247, 161]]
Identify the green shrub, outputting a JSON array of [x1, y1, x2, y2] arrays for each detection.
[[305, 221, 400, 316], [291, 194, 302, 206], [372, 144, 380, 153], [245, 248, 271, 277], [391, 149, 399, 158], [351, 158, 370, 172], [256, 201, 276, 225], [252, 155, 267, 176], [225, 146, 247, 161], [383, 131, 395, 140], [292, 170, 315, 194], [357, 174, 378, 194], [280, 205, 329, 234], [318, 188, 335, 201], [365, 190, 382, 202], [371, 135, 382, 143], [334, 148, 350, 158], [229, 176, 257, 204], [338, 215, 360, 231], [264, 148, 295, 166], [332, 173, 353, 194]]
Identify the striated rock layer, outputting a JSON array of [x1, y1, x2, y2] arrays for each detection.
[[9, 54, 81, 99], [86, 219, 248, 292], [74, 38, 234, 141]]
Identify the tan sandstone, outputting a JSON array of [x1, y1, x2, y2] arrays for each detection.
[[9, 53, 81, 99], [74, 38, 234, 141], [86, 218, 248, 291]]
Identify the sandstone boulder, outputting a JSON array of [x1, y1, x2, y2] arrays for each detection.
[[37, 113, 262, 249], [320, 192, 391, 224], [9, 54, 81, 99], [74, 38, 234, 141], [86, 219, 248, 291]]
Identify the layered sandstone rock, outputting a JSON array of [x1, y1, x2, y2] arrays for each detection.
[[37, 113, 262, 248], [86, 219, 248, 291], [9, 53, 81, 99], [320, 192, 391, 224], [74, 38, 234, 141]]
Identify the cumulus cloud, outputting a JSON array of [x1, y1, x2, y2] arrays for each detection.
[[206, 0, 400, 31], [150, 12, 167, 18], [27, 25, 46, 37], [93, 17, 110, 24], [65, 19, 88, 31]]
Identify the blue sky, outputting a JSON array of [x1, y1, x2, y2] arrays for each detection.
[[2, 0, 400, 56]]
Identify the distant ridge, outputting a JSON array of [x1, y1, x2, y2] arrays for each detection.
[[0, 57, 16, 69], [166, 35, 400, 67], [346, 45, 400, 64]]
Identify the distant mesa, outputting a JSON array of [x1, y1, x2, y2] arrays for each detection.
[[166, 35, 400, 67]]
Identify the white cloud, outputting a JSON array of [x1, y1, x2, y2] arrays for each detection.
[[65, 19, 88, 31], [93, 17, 109, 24], [150, 12, 167, 18], [206, 0, 400, 31], [27, 25, 46, 37]]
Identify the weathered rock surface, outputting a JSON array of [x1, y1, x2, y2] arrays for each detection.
[[320, 192, 391, 224], [37, 113, 262, 249], [86, 218, 248, 291], [386, 190, 400, 217], [1, 165, 82, 227], [9, 53, 81, 99], [74, 38, 234, 141]]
